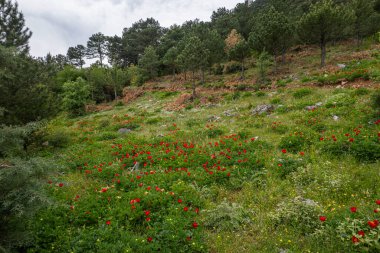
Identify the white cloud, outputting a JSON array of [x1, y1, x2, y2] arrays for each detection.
[[16, 0, 243, 57]]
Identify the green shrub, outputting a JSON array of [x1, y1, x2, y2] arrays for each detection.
[[352, 88, 370, 96], [293, 88, 313, 99], [325, 93, 356, 108], [223, 61, 244, 74], [371, 90, 380, 110], [279, 131, 315, 153], [270, 196, 324, 235], [255, 91, 266, 97], [62, 77, 91, 116], [0, 158, 55, 251], [207, 129, 224, 138], [44, 130, 71, 148], [203, 199, 253, 232]]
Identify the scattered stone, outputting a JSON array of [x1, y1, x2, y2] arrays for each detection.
[[333, 115, 339, 121], [305, 102, 323, 111], [223, 110, 237, 117], [252, 104, 275, 115], [42, 141, 49, 147], [157, 134, 165, 138], [118, 128, 132, 134], [337, 63, 346, 69], [208, 115, 221, 122]]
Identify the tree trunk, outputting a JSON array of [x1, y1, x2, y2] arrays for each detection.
[[281, 48, 286, 64], [192, 71, 196, 99], [172, 68, 176, 81], [241, 59, 245, 80], [320, 40, 326, 67], [273, 52, 278, 74], [114, 87, 117, 100]]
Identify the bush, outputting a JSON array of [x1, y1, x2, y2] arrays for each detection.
[[279, 131, 315, 153], [203, 199, 252, 232], [293, 88, 313, 99], [325, 93, 356, 108], [223, 61, 244, 74], [0, 158, 55, 251], [62, 77, 91, 116], [270, 196, 324, 235]]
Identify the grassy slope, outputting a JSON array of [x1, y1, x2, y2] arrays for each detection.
[[34, 41, 380, 253]]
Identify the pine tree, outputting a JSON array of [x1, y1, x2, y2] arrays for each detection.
[[249, 6, 293, 70], [298, 0, 354, 67], [67, 45, 86, 68], [0, 0, 32, 53], [177, 36, 209, 98], [86, 32, 108, 67], [138, 46, 160, 80], [225, 29, 250, 79]]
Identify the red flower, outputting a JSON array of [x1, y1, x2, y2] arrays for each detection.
[[58, 183, 64, 187], [320, 137, 324, 141], [101, 188, 108, 193], [350, 207, 357, 213], [281, 149, 287, 154], [192, 222, 198, 229], [319, 216, 327, 222], [368, 220, 379, 228], [358, 230, 365, 237], [278, 163, 283, 167], [375, 208, 379, 213], [106, 220, 111, 225], [349, 138, 354, 142], [299, 152, 305, 156], [146, 217, 151, 222], [178, 199, 183, 203], [147, 237, 153, 243], [195, 208, 199, 214], [352, 236, 359, 244], [183, 207, 189, 212], [145, 210, 151, 216], [376, 199, 380, 205]]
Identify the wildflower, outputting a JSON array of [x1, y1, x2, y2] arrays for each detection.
[[146, 217, 151, 222], [281, 149, 287, 154], [358, 231, 365, 237], [319, 216, 326, 222], [352, 236, 359, 244], [58, 183, 64, 187], [101, 188, 108, 193], [349, 138, 354, 142], [376, 199, 380, 205], [184, 207, 189, 212], [106, 220, 111, 225], [350, 207, 357, 213], [192, 222, 198, 229], [145, 210, 151, 216], [299, 152, 305, 156], [368, 220, 379, 229], [178, 199, 183, 203], [147, 237, 153, 243]]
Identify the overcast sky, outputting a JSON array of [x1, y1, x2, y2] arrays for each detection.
[[16, 0, 243, 58]]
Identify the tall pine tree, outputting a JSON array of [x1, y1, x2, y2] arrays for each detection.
[[0, 0, 32, 53]]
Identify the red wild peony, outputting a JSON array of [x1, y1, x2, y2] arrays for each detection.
[[319, 216, 326, 222], [192, 222, 198, 229], [145, 210, 151, 216], [281, 149, 287, 154], [106, 220, 111, 225], [368, 220, 379, 229], [376, 199, 380, 205], [350, 207, 357, 213], [178, 199, 183, 203], [358, 230, 365, 237], [58, 183, 64, 187], [184, 207, 189, 212], [352, 236, 359, 244], [146, 217, 151, 222], [147, 237, 153, 243]]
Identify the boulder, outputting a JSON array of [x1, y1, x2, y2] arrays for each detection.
[[252, 104, 275, 115]]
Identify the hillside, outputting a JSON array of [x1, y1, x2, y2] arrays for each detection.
[[22, 40, 380, 252]]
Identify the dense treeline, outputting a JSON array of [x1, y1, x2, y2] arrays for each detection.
[[1, 0, 380, 125]]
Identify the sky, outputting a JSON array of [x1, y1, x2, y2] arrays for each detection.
[[16, 0, 243, 58]]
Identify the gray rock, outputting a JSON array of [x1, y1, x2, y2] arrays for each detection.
[[118, 128, 132, 134], [208, 115, 221, 122], [42, 141, 49, 147], [305, 105, 317, 111], [252, 104, 275, 115], [337, 63, 346, 69], [333, 115, 339, 121], [223, 110, 237, 117], [315, 102, 323, 107]]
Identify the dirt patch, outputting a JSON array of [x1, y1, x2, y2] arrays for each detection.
[[86, 104, 113, 113], [165, 93, 192, 111], [123, 87, 145, 104]]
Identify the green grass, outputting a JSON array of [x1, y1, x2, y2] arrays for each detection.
[[27, 85, 380, 252]]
